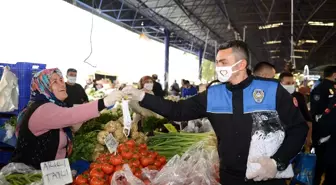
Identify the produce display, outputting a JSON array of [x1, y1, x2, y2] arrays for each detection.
[[73, 140, 167, 185], [3, 173, 42, 185], [147, 131, 217, 160], [0, 163, 42, 185]]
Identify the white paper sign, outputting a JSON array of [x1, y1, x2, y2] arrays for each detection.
[[40, 158, 73, 185], [105, 133, 119, 153]]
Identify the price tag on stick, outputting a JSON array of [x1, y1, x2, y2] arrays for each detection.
[[105, 133, 119, 154], [40, 158, 73, 185]]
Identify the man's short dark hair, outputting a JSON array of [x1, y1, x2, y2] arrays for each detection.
[[247, 68, 252, 76], [253, 61, 275, 74], [279, 72, 293, 81], [323, 66, 336, 78], [152, 74, 158, 80], [67, 68, 77, 74], [218, 40, 249, 65]]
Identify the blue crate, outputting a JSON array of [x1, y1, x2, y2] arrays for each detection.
[[0, 62, 46, 115], [0, 151, 12, 164]]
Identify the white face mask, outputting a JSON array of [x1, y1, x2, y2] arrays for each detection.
[[282, 84, 295, 94], [67, 76, 76, 84], [215, 60, 242, 82], [144, 83, 153, 91]]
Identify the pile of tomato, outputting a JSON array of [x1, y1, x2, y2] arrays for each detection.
[[73, 140, 167, 185]]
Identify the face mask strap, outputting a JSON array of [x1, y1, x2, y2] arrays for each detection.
[[231, 60, 243, 74]]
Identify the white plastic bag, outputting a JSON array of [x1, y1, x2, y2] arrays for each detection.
[[0, 66, 19, 112], [246, 111, 294, 179]]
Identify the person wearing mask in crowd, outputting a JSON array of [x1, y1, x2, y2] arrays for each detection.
[[129, 76, 162, 133], [310, 66, 336, 185], [151, 74, 164, 97], [315, 96, 336, 185], [123, 40, 308, 185], [278, 72, 313, 148], [11, 68, 124, 169], [64, 68, 88, 107], [252, 61, 276, 78], [181, 80, 197, 98], [170, 80, 180, 96]]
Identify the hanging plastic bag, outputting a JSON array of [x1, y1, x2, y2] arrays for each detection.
[[0, 163, 43, 185], [246, 111, 294, 179], [111, 164, 145, 185], [289, 152, 316, 185], [0, 66, 19, 112]]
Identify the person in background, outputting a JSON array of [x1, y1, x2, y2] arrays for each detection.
[[279, 72, 313, 148], [129, 76, 162, 132], [64, 68, 88, 107], [252, 61, 276, 78], [181, 80, 197, 98], [170, 80, 180, 96], [11, 68, 123, 169], [315, 96, 336, 185], [123, 40, 308, 185], [310, 66, 336, 185], [151, 74, 164, 97]]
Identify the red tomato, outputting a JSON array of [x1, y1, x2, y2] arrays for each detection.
[[134, 170, 142, 179], [121, 151, 133, 160], [139, 143, 147, 150], [125, 140, 136, 148], [147, 158, 154, 165], [114, 165, 123, 171], [89, 177, 105, 185], [90, 163, 102, 170], [131, 160, 141, 168], [154, 161, 161, 168], [101, 163, 114, 175], [148, 165, 157, 170], [139, 150, 148, 156], [75, 174, 88, 184], [132, 153, 140, 160], [89, 168, 105, 179], [140, 158, 151, 167], [108, 175, 113, 184], [158, 156, 166, 165], [117, 143, 127, 153], [151, 152, 158, 158], [110, 155, 123, 166]]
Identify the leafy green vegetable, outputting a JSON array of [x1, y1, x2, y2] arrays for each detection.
[[70, 131, 99, 163], [142, 116, 169, 133]]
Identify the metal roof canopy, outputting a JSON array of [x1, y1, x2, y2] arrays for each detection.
[[66, 0, 336, 70]]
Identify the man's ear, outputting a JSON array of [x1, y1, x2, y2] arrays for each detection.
[[240, 59, 248, 69]]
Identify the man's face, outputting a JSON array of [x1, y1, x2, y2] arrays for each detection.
[[216, 48, 246, 79], [281, 76, 295, 85], [67, 71, 77, 78]]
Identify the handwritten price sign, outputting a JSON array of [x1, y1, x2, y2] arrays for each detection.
[[40, 158, 72, 185]]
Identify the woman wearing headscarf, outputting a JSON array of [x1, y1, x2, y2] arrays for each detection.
[[129, 76, 163, 131], [11, 68, 124, 169]]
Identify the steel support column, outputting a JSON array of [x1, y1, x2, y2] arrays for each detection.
[[164, 29, 170, 93], [198, 48, 204, 80]]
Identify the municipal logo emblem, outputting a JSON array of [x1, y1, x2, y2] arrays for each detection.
[[329, 89, 334, 95], [253, 89, 264, 103]]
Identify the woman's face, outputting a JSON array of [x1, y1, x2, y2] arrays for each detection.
[[50, 73, 68, 101]]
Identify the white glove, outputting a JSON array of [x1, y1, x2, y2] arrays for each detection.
[[122, 85, 145, 102], [103, 90, 124, 107], [246, 157, 277, 181]]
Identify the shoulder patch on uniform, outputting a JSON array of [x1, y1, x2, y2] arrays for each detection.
[[314, 95, 320, 101], [293, 97, 298, 107], [253, 89, 265, 103]]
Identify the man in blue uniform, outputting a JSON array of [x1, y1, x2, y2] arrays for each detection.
[[123, 40, 308, 185]]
